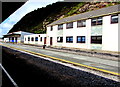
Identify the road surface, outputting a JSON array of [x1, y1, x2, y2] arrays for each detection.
[[0, 42, 120, 81]]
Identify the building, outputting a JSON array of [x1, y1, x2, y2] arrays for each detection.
[[24, 34, 47, 45], [0, 38, 3, 42], [3, 31, 33, 43], [46, 5, 120, 52]]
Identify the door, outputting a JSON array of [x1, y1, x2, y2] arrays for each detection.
[[15, 37, 17, 43], [9, 37, 10, 42], [50, 37, 53, 45], [12, 37, 14, 42], [44, 37, 46, 44]]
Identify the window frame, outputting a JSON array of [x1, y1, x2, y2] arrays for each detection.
[[31, 37, 34, 41], [111, 14, 118, 24], [91, 36, 102, 44], [57, 37, 63, 43], [66, 36, 73, 43], [35, 37, 38, 41], [25, 38, 26, 41], [28, 37, 30, 41], [91, 17, 103, 26], [77, 20, 86, 27], [77, 36, 86, 43], [66, 22, 73, 29], [50, 26, 53, 31], [40, 37, 42, 42], [58, 24, 63, 30]]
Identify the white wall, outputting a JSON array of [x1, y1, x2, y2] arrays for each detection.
[[119, 14, 120, 52], [4, 38, 9, 42], [46, 25, 57, 46], [21, 31, 33, 43], [102, 15, 118, 51], [47, 20, 92, 49], [63, 21, 88, 49], [46, 14, 119, 52], [24, 34, 46, 45]]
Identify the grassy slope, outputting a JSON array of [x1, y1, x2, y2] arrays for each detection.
[[9, 2, 119, 34]]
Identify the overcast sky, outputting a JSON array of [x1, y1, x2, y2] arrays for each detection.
[[0, 0, 63, 37]]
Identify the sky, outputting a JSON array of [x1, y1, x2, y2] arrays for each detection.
[[0, 0, 63, 38]]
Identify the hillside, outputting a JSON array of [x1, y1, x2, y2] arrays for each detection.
[[9, 2, 119, 34]]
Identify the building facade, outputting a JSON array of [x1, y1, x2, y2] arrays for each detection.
[[3, 31, 33, 43], [46, 5, 120, 52], [24, 34, 47, 45]]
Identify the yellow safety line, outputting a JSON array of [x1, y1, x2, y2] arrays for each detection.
[[1, 44, 120, 76]]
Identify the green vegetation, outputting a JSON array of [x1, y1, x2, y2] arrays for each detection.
[[65, 3, 85, 16], [9, 2, 119, 34]]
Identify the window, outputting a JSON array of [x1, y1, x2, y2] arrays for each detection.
[[40, 37, 42, 42], [28, 37, 30, 41], [66, 22, 73, 29], [9, 37, 10, 42], [91, 17, 102, 26], [35, 37, 38, 41], [111, 14, 118, 24], [91, 36, 102, 44], [31, 37, 34, 41], [77, 36, 86, 43], [50, 26, 53, 31], [25, 38, 26, 41], [58, 24, 63, 30], [66, 36, 73, 43], [57, 37, 63, 42], [77, 20, 86, 27]]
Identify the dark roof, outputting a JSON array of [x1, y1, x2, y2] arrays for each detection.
[[3, 33, 21, 38], [3, 33, 20, 36], [48, 4, 120, 26]]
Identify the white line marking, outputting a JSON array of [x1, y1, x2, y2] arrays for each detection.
[[0, 63, 19, 87]]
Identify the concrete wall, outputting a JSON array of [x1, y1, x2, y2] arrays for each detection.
[[46, 25, 57, 46], [46, 14, 119, 52], [63, 21, 88, 49], [3, 38, 9, 42], [24, 34, 46, 45], [21, 31, 33, 43], [102, 15, 119, 51], [47, 19, 92, 49]]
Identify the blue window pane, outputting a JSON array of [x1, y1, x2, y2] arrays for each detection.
[[66, 37, 73, 42], [12, 40, 14, 42], [35, 37, 38, 41], [77, 37, 81, 41], [70, 37, 73, 41], [67, 38, 69, 41], [82, 37, 85, 41]]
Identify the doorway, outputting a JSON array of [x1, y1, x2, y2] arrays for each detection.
[[50, 37, 53, 45], [12, 37, 14, 42], [44, 37, 46, 44], [15, 37, 17, 43]]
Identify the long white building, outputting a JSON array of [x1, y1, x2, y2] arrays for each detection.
[[46, 5, 120, 52], [24, 34, 47, 45]]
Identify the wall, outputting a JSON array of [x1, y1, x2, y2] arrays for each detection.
[[24, 34, 46, 45], [63, 21, 88, 49], [102, 15, 118, 51], [46, 14, 119, 52], [21, 31, 33, 43], [46, 26, 57, 46], [4, 38, 9, 42], [47, 20, 92, 49]]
